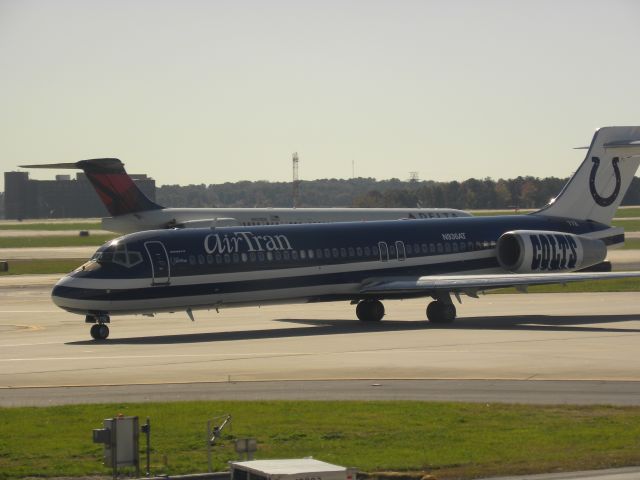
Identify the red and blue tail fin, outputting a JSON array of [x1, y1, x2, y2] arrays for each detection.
[[20, 158, 163, 216]]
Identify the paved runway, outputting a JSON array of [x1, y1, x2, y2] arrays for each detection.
[[1, 276, 639, 405], [3, 379, 640, 407]]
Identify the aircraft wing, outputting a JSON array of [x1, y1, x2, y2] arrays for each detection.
[[359, 272, 640, 297]]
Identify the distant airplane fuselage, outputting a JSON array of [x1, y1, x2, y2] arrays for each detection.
[[21, 158, 471, 234], [101, 206, 471, 234]]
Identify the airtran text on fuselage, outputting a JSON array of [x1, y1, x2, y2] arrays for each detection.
[[204, 232, 293, 254]]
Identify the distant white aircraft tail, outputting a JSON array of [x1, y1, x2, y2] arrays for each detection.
[[536, 126, 640, 225]]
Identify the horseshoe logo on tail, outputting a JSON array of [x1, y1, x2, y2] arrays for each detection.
[[589, 156, 621, 207]]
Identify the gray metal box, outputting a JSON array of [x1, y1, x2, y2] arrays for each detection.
[[102, 416, 139, 469]]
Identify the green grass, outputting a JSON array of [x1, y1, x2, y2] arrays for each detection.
[[0, 235, 114, 248], [612, 219, 640, 231], [492, 277, 640, 294], [614, 206, 640, 218], [623, 238, 640, 249], [0, 259, 85, 275], [0, 222, 101, 231], [0, 401, 639, 480], [470, 207, 640, 221]]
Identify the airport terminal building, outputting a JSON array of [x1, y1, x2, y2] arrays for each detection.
[[3, 171, 156, 219]]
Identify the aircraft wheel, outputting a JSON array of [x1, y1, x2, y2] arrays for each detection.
[[356, 300, 385, 322], [426, 301, 456, 323], [91, 323, 110, 340], [97, 324, 109, 340], [90, 323, 100, 339]]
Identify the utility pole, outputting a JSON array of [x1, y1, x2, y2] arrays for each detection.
[[292, 152, 300, 208]]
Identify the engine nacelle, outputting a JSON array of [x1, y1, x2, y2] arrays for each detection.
[[496, 230, 607, 273]]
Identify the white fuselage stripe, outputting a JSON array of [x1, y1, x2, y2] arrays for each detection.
[[59, 249, 498, 290]]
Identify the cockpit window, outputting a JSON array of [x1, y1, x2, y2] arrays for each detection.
[[92, 242, 143, 268], [113, 244, 127, 265]]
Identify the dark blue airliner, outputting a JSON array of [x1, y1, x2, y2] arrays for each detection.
[[52, 127, 640, 340]]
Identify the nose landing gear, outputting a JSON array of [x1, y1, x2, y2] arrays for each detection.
[[86, 314, 110, 340]]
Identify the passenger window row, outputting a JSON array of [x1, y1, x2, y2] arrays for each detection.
[[241, 221, 282, 226], [404, 240, 496, 256], [240, 212, 458, 226], [173, 239, 496, 267]]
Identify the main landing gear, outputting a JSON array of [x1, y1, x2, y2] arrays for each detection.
[[356, 299, 385, 322], [426, 299, 457, 323], [355, 294, 457, 324], [86, 314, 110, 340]]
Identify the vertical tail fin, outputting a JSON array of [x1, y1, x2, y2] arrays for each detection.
[[536, 126, 640, 225], [20, 158, 163, 216]]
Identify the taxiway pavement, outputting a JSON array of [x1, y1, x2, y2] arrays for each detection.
[[1, 277, 639, 405]]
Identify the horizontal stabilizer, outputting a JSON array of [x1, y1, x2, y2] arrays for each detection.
[[572, 140, 640, 150], [603, 140, 640, 148], [21, 162, 83, 169], [21, 158, 125, 173]]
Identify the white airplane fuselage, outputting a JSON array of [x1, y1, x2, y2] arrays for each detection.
[[102, 207, 471, 234]]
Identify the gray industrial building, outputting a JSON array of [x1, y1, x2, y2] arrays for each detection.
[[3, 171, 156, 219]]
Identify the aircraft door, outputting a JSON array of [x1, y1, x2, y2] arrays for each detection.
[[378, 242, 389, 262], [144, 241, 170, 285]]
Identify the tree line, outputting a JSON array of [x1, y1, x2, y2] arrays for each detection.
[[157, 176, 640, 210]]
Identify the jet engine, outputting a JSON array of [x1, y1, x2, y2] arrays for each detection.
[[496, 230, 607, 273]]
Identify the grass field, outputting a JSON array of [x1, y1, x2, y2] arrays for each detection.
[[623, 238, 640, 249], [0, 259, 84, 275], [470, 207, 640, 219], [0, 222, 101, 231], [491, 277, 640, 294], [613, 206, 640, 218], [0, 401, 639, 480], [0, 234, 114, 248], [612, 219, 640, 231]]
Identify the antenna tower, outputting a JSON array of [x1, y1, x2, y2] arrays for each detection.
[[292, 152, 300, 208]]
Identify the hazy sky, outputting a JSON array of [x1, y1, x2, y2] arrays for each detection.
[[1, 0, 638, 191]]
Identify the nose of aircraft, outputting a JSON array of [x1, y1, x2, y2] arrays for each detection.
[[51, 274, 77, 311]]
